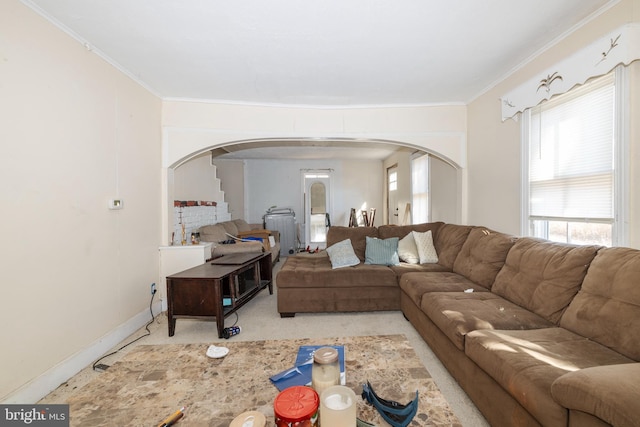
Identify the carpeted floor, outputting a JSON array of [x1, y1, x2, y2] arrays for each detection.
[[62, 335, 460, 426], [40, 258, 489, 426]]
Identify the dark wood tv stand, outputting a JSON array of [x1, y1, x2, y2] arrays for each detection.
[[166, 252, 272, 338]]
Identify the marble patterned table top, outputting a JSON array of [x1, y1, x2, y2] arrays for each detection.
[[65, 334, 461, 426]]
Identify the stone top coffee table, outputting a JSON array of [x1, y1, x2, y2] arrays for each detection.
[[64, 335, 461, 426]]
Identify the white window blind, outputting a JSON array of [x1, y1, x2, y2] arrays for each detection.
[[529, 73, 614, 223]]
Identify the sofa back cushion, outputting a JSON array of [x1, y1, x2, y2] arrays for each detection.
[[560, 247, 640, 361], [199, 223, 227, 242], [233, 219, 252, 233], [377, 222, 443, 240], [492, 238, 600, 324], [327, 226, 378, 261], [433, 224, 473, 269], [452, 227, 517, 289], [220, 221, 239, 236]]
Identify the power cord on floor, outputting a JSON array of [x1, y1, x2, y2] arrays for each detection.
[[228, 311, 239, 328], [92, 289, 157, 371]]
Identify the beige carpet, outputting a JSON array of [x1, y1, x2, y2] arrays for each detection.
[[40, 259, 488, 426], [64, 335, 460, 426]]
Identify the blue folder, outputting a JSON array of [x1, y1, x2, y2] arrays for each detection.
[[269, 345, 345, 391]]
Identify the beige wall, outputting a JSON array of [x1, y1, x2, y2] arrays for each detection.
[[431, 156, 460, 224], [211, 160, 246, 220], [5, 0, 639, 405], [173, 153, 225, 202], [467, 0, 640, 246], [1, 1, 161, 401], [162, 102, 468, 240]]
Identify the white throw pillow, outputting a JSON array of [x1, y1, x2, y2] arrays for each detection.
[[412, 230, 438, 264], [397, 233, 420, 264], [326, 238, 360, 269]]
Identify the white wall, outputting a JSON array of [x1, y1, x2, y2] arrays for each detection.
[[467, 0, 640, 246], [243, 158, 384, 230], [1, 1, 161, 401]]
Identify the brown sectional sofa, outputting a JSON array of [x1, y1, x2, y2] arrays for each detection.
[[199, 219, 280, 263], [275, 222, 640, 427]]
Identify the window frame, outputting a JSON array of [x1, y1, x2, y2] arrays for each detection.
[[521, 65, 629, 247]]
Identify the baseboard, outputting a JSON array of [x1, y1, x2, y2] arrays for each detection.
[[2, 301, 163, 404]]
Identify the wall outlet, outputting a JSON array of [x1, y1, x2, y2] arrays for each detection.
[[151, 283, 156, 295]]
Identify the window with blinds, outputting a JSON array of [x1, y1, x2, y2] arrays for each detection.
[[412, 154, 429, 224], [525, 72, 618, 246]]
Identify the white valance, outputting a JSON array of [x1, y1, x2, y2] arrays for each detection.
[[501, 23, 640, 121]]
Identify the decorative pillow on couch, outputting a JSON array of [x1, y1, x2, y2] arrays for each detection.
[[365, 236, 400, 266], [412, 230, 438, 264], [398, 233, 420, 264], [326, 238, 361, 269]]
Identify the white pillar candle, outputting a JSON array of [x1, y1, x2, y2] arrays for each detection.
[[320, 385, 356, 427]]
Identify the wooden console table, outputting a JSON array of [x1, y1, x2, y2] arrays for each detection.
[[166, 252, 272, 338]]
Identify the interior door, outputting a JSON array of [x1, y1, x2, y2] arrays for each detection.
[[303, 172, 331, 249], [387, 166, 398, 225]]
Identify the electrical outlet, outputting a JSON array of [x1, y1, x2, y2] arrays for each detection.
[[151, 283, 156, 295]]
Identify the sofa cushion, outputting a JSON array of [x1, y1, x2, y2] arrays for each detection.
[[433, 224, 473, 269], [233, 219, 252, 233], [377, 222, 443, 240], [326, 238, 360, 269], [465, 328, 633, 427], [276, 255, 397, 288], [421, 292, 554, 351], [492, 238, 600, 324], [364, 236, 400, 266], [560, 247, 640, 361], [399, 272, 489, 308], [220, 221, 239, 236], [389, 263, 451, 278], [326, 226, 378, 262], [413, 230, 438, 264], [551, 363, 640, 427], [199, 223, 228, 242], [452, 228, 516, 289]]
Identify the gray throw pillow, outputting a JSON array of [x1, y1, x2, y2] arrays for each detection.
[[326, 238, 360, 269]]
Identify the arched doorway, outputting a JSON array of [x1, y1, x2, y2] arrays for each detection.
[[163, 135, 466, 246]]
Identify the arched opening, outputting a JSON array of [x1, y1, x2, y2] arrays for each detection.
[[163, 136, 465, 246]]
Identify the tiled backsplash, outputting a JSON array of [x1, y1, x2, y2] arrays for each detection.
[[172, 200, 232, 245]]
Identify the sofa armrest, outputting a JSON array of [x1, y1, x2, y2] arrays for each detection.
[[551, 363, 640, 427]]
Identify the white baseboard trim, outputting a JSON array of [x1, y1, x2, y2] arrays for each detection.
[[2, 301, 163, 404]]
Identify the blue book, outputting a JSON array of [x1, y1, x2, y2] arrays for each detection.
[[269, 345, 345, 391]]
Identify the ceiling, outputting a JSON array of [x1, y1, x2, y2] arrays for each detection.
[[24, 0, 615, 160]]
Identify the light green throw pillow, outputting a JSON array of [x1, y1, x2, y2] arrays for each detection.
[[365, 236, 400, 266]]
